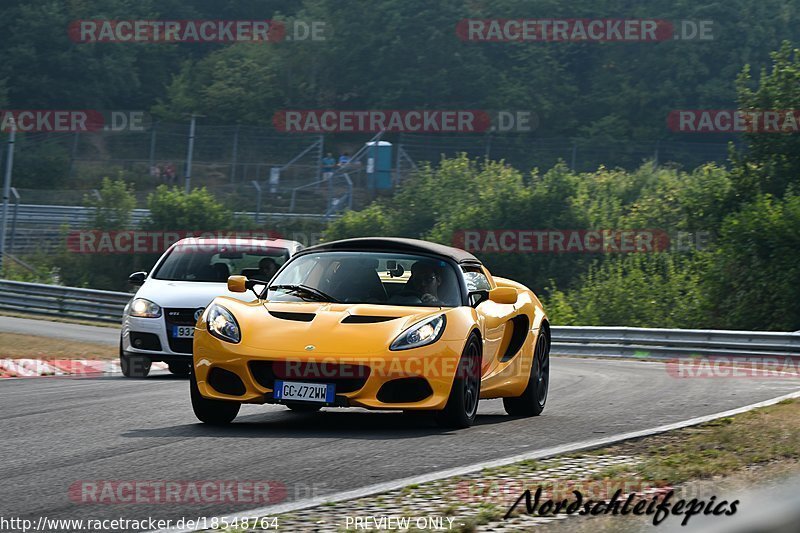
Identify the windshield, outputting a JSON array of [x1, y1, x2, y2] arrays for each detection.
[[153, 244, 290, 282], [267, 251, 462, 307]]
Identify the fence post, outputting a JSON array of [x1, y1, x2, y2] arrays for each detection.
[[148, 120, 159, 169], [251, 180, 262, 224], [231, 123, 240, 182], [395, 133, 403, 186], [68, 131, 80, 178], [8, 187, 19, 254], [571, 141, 577, 170], [184, 114, 197, 193], [316, 135, 324, 181], [0, 127, 16, 273], [653, 140, 660, 168]]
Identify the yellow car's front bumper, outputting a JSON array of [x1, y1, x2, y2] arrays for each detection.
[[193, 328, 465, 410]]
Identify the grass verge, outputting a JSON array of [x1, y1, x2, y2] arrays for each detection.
[[0, 332, 116, 360], [239, 398, 800, 532]]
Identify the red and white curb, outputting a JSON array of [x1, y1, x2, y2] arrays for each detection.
[[0, 358, 168, 378]]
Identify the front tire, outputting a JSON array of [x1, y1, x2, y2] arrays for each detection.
[[168, 362, 191, 377], [190, 370, 240, 425], [120, 340, 151, 378], [435, 334, 482, 429], [503, 329, 549, 417]]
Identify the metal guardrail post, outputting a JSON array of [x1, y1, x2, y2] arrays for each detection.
[[148, 120, 159, 169], [316, 135, 323, 181], [251, 180, 262, 224], [231, 123, 240, 182], [0, 128, 16, 273], [8, 187, 19, 254]]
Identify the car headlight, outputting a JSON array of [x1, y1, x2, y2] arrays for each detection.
[[390, 314, 446, 351], [206, 304, 241, 344], [129, 298, 162, 318]]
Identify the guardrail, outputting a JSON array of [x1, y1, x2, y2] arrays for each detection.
[[1, 280, 799, 355], [551, 326, 800, 359], [10, 204, 334, 229], [0, 280, 131, 323]]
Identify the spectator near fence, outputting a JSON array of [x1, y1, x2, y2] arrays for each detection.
[[322, 152, 336, 181], [163, 163, 177, 185], [150, 164, 161, 180]]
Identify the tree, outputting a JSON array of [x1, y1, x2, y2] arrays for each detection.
[[56, 177, 145, 290], [143, 185, 232, 230], [732, 41, 800, 200], [705, 193, 800, 330], [85, 176, 136, 229]]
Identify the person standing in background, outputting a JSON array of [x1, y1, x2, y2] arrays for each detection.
[[321, 152, 336, 181]]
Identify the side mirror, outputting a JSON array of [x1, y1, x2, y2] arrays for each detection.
[[227, 275, 248, 293], [128, 271, 147, 286], [468, 290, 489, 307], [488, 287, 517, 305]]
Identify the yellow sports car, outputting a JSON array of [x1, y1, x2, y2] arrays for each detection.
[[190, 237, 550, 428]]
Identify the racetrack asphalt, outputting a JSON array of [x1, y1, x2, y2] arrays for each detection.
[[0, 316, 118, 345], [1, 319, 800, 529]]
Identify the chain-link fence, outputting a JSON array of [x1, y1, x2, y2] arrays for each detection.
[[2, 123, 744, 214], [397, 133, 740, 173]]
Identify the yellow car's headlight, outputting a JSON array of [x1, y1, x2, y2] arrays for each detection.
[[206, 304, 241, 344], [129, 298, 162, 318], [390, 314, 446, 351]]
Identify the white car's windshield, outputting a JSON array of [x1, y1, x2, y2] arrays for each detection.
[[267, 251, 462, 307], [153, 243, 290, 283]]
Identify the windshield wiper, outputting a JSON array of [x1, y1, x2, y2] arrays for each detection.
[[268, 284, 340, 303]]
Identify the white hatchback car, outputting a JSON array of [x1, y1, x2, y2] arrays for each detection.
[[121, 237, 303, 377]]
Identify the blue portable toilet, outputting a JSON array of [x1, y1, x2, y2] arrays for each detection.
[[365, 141, 392, 190]]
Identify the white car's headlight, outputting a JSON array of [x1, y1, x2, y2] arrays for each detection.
[[390, 314, 446, 351], [206, 304, 241, 344], [129, 298, 162, 318]]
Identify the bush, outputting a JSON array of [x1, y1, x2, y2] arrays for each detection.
[[705, 193, 800, 330], [143, 185, 232, 230], [12, 142, 70, 189]]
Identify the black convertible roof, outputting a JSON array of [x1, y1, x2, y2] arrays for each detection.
[[300, 237, 481, 264]]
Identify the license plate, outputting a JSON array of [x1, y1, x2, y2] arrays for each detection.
[[273, 380, 335, 403], [172, 326, 195, 338]]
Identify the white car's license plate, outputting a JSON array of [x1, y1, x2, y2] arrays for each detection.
[[172, 326, 194, 338], [274, 380, 335, 403]]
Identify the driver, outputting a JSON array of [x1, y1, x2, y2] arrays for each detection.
[[256, 257, 278, 281], [403, 260, 443, 304]]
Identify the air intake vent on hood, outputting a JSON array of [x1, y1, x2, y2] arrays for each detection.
[[342, 315, 399, 324], [268, 311, 315, 322]]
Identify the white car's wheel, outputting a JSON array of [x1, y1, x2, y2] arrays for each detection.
[[120, 340, 151, 378]]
